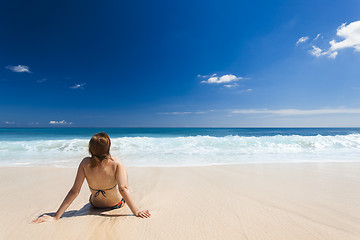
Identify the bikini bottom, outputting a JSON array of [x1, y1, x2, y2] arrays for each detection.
[[89, 196, 125, 209]]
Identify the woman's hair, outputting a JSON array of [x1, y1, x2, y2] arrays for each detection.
[[88, 132, 111, 168]]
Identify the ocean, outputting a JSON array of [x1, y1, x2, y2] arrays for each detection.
[[1, 128, 360, 167]]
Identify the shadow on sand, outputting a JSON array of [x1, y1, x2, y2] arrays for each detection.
[[37, 203, 134, 219]]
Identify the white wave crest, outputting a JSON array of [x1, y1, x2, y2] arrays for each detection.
[[1, 134, 360, 167]]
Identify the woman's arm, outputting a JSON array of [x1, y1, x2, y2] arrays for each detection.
[[32, 161, 86, 223], [54, 161, 85, 219], [115, 161, 151, 218]]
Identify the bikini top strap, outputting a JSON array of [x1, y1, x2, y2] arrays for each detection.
[[104, 183, 118, 191], [89, 183, 118, 192], [89, 184, 118, 198]]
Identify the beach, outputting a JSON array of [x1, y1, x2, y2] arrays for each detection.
[[2, 0, 360, 237], [1, 163, 360, 240]]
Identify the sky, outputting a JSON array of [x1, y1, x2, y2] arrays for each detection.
[[1, 0, 360, 127]]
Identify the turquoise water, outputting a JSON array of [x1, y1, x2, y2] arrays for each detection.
[[1, 128, 360, 167]]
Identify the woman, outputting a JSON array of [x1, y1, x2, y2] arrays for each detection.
[[32, 132, 150, 223]]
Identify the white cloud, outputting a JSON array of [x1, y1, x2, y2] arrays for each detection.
[[201, 74, 243, 84], [314, 33, 321, 40], [70, 83, 86, 89], [328, 51, 338, 59], [329, 21, 360, 53], [231, 108, 360, 115], [4, 121, 15, 124], [5, 65, 31, 73], [296, 36, 309, 45], [309, 46, 325, 57], [158, 110, 214, 115], [158, 112, 192, 115], [224, 83, 239, 88], [309, 20, 360, 58], [49, 120, 72, 125], [197, 73, 217, 78], [309, 46, 338, 58]]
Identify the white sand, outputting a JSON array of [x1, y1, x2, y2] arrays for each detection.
[[0, 163, 360, 239]]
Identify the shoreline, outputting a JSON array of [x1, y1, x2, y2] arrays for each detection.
[[1, 162, 359, 239], [2, 159, 360, 168]]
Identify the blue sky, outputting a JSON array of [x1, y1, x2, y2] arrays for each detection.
[[1, 0, 360, 127]]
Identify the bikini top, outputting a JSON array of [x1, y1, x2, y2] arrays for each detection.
[[89, 184, 118, 198]]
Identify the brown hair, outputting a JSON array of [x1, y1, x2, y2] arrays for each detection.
[[88, 132, 111, 168]]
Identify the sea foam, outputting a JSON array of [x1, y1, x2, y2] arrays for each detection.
[[1, 134, 360, 167]]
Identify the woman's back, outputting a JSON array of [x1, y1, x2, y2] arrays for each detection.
[[83, 156, 124, 208]]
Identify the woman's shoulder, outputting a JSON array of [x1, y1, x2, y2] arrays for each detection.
[[79, 157, 91, 167], [111, 156, 123, 165], [110, 156, 126, 170]]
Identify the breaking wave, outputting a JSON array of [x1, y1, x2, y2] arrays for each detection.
[[1, 134, 360, 167]]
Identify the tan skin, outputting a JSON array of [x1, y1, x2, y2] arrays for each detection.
[[32, 156, 150, 223]]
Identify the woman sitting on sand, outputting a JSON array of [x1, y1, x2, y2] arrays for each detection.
[[33, 132, 151, 223]]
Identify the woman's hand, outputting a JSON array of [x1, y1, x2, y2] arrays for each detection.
[[31, 214, 56, 224], [136, 210, 151, 218]]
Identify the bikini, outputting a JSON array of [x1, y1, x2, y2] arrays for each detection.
[[89, 184, 125, 209]]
